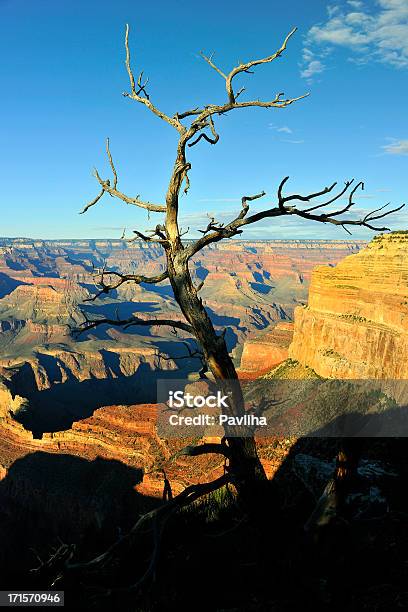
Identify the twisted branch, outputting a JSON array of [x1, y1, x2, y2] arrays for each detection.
[[85, 268, 169, 302], [124, 24, 183, 132], [37, 474, 232, 597], [73, 311, 193, 336], [80, 139, 166, 214], [184, 179, 404, 258], [200, 28, 301, 105]]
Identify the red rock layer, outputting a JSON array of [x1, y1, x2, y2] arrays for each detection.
[[239, 322, 294, 378], [289, 232, 408, 379]]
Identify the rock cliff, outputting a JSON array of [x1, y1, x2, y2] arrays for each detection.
[[289, 232, 408, 379], [0, 396, 288, 498], [239, 322, 294, 377]]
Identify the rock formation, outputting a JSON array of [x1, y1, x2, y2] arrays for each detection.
[[0, 238, 363, 426], [239, 322, 294, 377], [289, 232, 408, 379]]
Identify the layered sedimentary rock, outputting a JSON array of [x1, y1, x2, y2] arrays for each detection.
[[239, 322, 294, 377], [0, 238, 363, 426], [289, 232, 408, 379], [0, 397, 286, 498]]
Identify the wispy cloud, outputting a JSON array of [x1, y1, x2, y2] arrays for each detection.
[[269, 124, 304, 144], [300, 59, 325, 79], [268, 123, 293, 134], [282, 139, 305, 144], [382, 138, 408, 155], [301, 0, 408, 80]]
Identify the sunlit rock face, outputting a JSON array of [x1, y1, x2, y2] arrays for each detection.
[[239, 322, 294, 377], [289, 232, 408, 379]]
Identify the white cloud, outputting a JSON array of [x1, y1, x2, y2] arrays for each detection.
[[302, 48, 315, 61], [301, 0, 408, 79], [300, 59, 325, 79], [269, 124, 304, 143], [268, 123, 293, 134], [382, 139, 408, 155]]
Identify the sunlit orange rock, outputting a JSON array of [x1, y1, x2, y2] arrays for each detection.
[[289, 232, 408, 379]]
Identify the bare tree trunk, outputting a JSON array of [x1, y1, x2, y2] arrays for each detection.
[[166, 248, 268, 505]]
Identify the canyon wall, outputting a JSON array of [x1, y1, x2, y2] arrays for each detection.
[[289, 232, 408, 379], [0, 239, 364, 424], [239, 322, 294, 377], [0, 395, 286, 498]]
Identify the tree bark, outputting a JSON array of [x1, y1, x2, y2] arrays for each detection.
[[165, 238, 268, 506]]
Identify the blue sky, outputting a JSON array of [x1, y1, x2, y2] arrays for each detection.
[[0, 0, 407, 239]]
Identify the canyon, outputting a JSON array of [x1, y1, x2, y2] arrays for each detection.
[[1, 233, 407, 586], [0, 238, 363, 430], [0, 237, 364, 541], [2, 233, 407, 487]]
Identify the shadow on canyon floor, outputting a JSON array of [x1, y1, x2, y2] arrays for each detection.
[[15, 357, 199, 435], [0, 272, 29, 298], [0, 452, 154, 591], [2, 412, 408, 610]]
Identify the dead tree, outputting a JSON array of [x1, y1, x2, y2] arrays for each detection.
[[72, 24, 404, 581]]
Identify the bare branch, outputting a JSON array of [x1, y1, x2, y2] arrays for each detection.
[[106, 138, 118, 189], [217, 93, 309, 113], [184, 178, 404, 258], [74, 312, 193, 336], [179, 162, 191, 195], [198, 213, 225, 234], [80, 188, 105, 215], [279, 177, 338, 206], [136, 70, 150, 99], [303, 180, 355, 213], [124, 24, 183, 132], [240, 191, 266, 218], [66, 473, 231, 569], [175, 107, 201, 120], [157, 340, 204, 362], [124, 23, 137, 95], [200, 30, 302, 106], [276, 178, 405, 233], [225, 28, 299, 103], [45, 474, 232, 597], [85, 269, 169, 302], [80, 140, 166, 215], [364, 202, 405, 223], [132, 229, 169, 244], [199, 51, 227, 80], [188, 114, 220, 148], [91, 167, 166, 213], [324, 181, 363, 217], [184, 191, 266, 259]]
